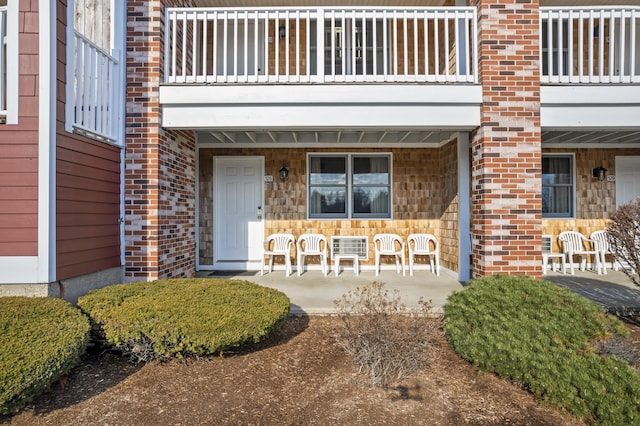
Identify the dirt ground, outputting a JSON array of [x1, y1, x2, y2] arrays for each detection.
[[5, 316, 640, 426]]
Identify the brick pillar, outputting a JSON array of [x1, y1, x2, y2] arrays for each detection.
[[470, 0, 542, 277], [125, 1, 196, 281]]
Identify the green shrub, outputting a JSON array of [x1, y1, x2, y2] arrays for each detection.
[[77, 278, 290, 362], [334, 282, 441, 388], [444, 275, 640, 425], [0, 297, 90, 416]]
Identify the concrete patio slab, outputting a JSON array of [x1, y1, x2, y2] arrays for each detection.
[[197, 268, 465, 315]]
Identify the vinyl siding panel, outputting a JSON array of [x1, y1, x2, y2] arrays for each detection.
[[0, 1, 40, 257], [55, 135, 121, 280]]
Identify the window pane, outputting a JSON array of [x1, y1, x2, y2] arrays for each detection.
[[310, 157, 346, 185], [353, 187, 390, 215], [353, 157, 389, 184], [310, 187, 346, 215], [542, 157, 571, 185], [542, 186, 572, 216]]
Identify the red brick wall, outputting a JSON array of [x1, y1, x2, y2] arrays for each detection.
[[125, 0, 196, 281], [471, 0, 542, 277], [0, 1, 39, 256]]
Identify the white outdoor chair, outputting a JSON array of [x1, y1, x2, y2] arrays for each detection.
[[261, 233, 295, 277], [407, 233, 440, 276], [373, 233, 405, 276], [590, 230, 619, 274], [558, 231, 601, 275], [296, 233, 329, 276], [541, 234, 565, 275]]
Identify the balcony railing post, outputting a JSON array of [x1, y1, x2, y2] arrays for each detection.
[[316, 8, 324, 82]]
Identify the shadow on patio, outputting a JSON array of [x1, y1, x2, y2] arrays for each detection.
[[544, 270, 640, 317]]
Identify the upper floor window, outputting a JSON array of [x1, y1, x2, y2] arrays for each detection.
[[0, 0, 18, 124], [308, 154, 392, 219], [542, 154, 574, 218]]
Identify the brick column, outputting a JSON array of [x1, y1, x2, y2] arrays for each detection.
[[471, 0, 542, 277], [125, 1, 196, 281]]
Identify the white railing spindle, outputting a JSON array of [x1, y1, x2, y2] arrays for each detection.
[[541, 7, 639, 84], [164, 6, 478, 84]]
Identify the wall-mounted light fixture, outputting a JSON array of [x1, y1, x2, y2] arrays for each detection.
[[592, 166, 608, 181], [279, 165, 289, 180], [279, 25, 286, 39]]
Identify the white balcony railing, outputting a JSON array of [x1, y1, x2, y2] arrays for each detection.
[[68, 30, 121, 143], [541, 7, 640, 83], [1, 6, 7, 118], [164, 7, 477, 84]]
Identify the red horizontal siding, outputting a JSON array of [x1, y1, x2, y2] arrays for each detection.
[[0, 2, 40, 257], [56, 134, 122, 280]]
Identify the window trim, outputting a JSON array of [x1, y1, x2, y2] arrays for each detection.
[[542, 153, 576, 219], [1, 1, 19, 124], [307, 152, 393, 220]]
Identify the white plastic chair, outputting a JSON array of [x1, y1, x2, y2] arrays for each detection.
[[261, 233, 295, 277], [407, 233, 440, 276], [296, 234, 328, 276], [590, 230, 618, 274], [373, 233, 405, 276], [541, 234, 566, 275], [558, 231, 601, 275]]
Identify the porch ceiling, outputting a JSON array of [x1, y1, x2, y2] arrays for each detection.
[[542, 130, 640, 148], [199, 129, 458, 147], [199, 130, 640, 148]]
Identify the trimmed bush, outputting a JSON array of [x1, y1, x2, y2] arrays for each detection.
[[77, 278, 290, 362], [334, 282, 441, 388], [0, 297, 90, 416], [444, 275, 640, 425]]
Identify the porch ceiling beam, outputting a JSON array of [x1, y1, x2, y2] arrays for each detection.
[[209, 132, 226, 144], [245, 132, 257, 144], [358, 131, 365, 144], [397, 132, 412, 144], [267, 132, 278, 143], [418, 131, 435, 144], [337, 131, 342, 144], [292, 132, 298, 144], [377, 132, 388, 144], [221, 131, 236, 143]]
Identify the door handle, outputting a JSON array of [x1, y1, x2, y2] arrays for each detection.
[[257, 206, 262, 220]]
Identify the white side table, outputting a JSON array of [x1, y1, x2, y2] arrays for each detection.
[[334, 254, 359, 276]]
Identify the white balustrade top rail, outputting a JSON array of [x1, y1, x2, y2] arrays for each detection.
[[1, 6, 7, 118], [541, 6, 640, 83], [67, 29, 121, 144], [164, 7, 477, 84]]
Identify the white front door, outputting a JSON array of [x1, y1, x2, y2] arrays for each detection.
[[615, 156, 640, 207], [214, 157, 264, 268]]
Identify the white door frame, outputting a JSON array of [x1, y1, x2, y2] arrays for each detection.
[[212, 156, 265, 270]]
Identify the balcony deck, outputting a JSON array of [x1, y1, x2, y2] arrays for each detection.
[[160, 6, 640, 133]]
